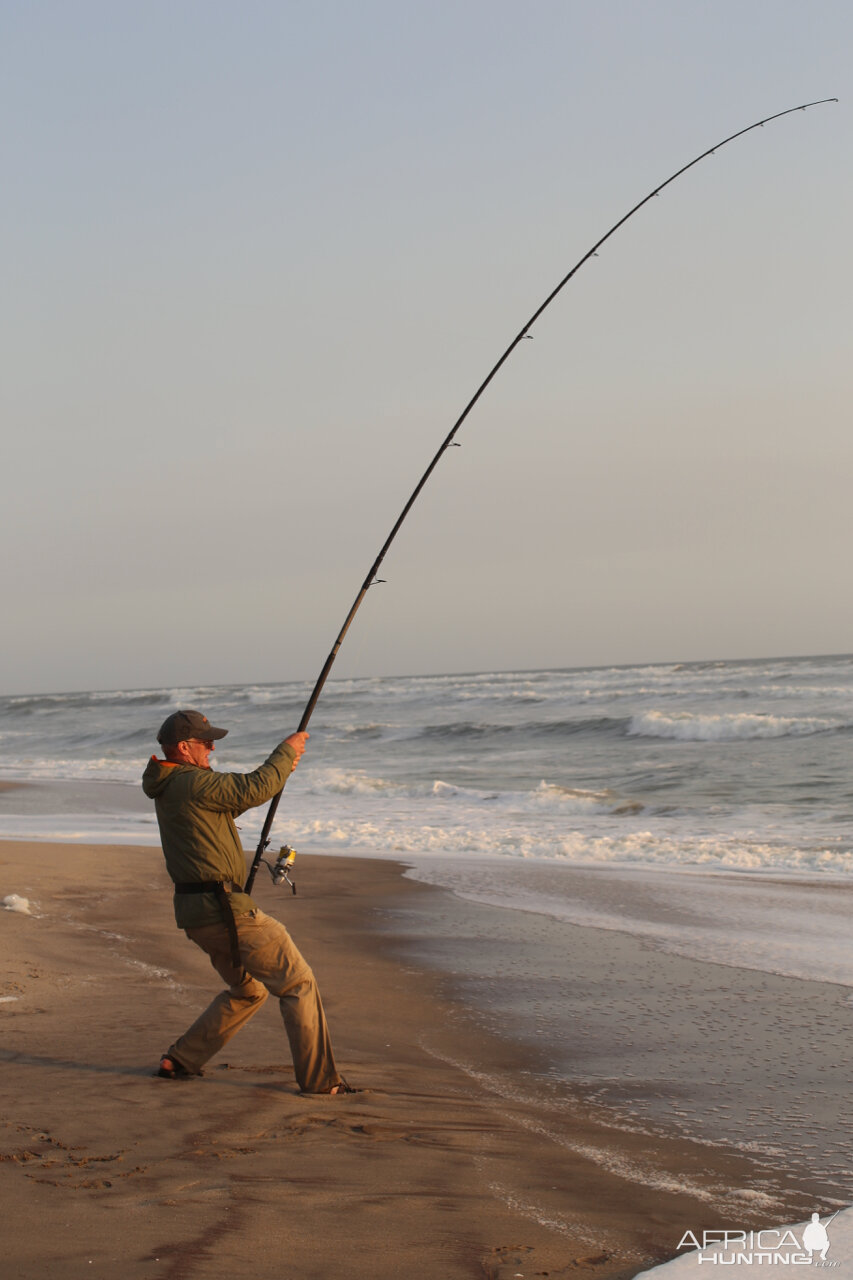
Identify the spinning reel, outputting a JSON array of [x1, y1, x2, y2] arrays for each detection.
[[260, 845, 297, 895]]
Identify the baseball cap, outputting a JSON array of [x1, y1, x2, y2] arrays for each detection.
[[156, 709, 228, 746]]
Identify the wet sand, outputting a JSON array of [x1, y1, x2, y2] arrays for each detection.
[[393, 863, 852, 1204], [0, 840, 848, 1280]]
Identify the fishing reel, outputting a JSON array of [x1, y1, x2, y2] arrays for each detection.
[[260, 845, 297, 895]]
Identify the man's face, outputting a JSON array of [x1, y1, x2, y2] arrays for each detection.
[[182, 738, 214, 768]]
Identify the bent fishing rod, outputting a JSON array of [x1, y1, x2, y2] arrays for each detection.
[[245, 96, 836, 894]]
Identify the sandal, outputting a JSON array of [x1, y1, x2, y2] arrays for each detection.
[[156, 1054, 196, 1079]]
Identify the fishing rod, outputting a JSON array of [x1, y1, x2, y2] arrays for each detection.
[[244, 97, 836, 894]]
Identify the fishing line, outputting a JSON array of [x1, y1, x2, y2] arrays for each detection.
[[245, 97, 836, 894]]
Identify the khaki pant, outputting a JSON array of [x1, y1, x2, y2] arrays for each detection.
[[168, 908, 342, 1093]]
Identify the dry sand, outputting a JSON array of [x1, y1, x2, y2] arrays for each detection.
[[0, 840, 846, 1280]]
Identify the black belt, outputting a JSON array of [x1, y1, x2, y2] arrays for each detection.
[[174, 880, 243, 968]]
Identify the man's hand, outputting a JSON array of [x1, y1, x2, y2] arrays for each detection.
[[284, 731, 309, 768]]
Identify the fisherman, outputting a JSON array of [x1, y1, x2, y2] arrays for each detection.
[[142, 708, 351, 1093]]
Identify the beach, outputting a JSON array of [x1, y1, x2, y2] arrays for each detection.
[[2, 839, 849, 1280]]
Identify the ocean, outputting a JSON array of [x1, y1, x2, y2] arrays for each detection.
[[2, 652, 852, 985], [2, 653, 852, 1206], [2, 653, 852, 877]]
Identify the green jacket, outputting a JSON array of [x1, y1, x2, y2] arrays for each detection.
[[141, 740, 297, 929]]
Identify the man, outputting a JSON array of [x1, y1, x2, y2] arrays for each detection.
[[142, 708, 351, 1093]]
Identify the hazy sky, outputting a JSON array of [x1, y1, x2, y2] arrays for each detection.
[[2, 1, 851, 694]]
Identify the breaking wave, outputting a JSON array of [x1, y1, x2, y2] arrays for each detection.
[[302, 769, 635, 815], [628, 711, 847, 742]]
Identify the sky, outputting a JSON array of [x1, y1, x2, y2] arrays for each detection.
[[2, 1, 851, 694]]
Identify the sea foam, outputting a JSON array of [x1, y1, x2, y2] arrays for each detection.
[[1, 894, 32, 914]]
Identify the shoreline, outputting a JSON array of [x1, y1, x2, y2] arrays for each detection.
[[388, 864, 852, 1205], [1, 841, 848, 1278]]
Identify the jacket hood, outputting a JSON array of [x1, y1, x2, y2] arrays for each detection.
[[142, 755, 183, 799]]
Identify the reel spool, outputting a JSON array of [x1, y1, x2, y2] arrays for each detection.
[[262, 845, 297, 894]]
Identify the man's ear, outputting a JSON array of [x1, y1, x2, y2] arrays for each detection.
[[173, 740, 192, 762]]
